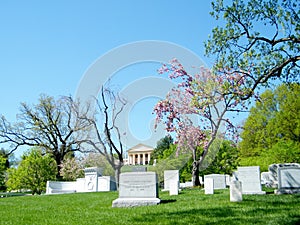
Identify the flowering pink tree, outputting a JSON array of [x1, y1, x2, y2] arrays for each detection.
[[154, 59, 251, 186]]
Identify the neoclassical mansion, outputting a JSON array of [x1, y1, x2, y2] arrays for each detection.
[[125, 143, 154, 165]]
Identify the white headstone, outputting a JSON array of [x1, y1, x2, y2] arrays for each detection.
[[204, 178, 214, 194], [112, 172, 160, 207], [185, 182, 193, 188], [169, 180, 179, 195], [237, 166, 265, 195], [276, 167, 300, 194], [230, 181, 242, 202], [204, 174, 226, 189], [163, 170, 179, 191]]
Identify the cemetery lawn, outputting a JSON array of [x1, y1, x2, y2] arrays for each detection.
[[0, 189, 299, 225]]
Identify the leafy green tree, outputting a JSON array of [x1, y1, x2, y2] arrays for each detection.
[[239, 83, 300, 170], [0, 148, 12, 191], [150, 135, 174, 164], [206, 0, 300, 99], [200, 140, 238, 175], [6, 148, 57, 194], [0, 154, 7, 191]]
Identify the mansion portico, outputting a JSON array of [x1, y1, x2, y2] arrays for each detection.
[[127, 144, 154, 165]]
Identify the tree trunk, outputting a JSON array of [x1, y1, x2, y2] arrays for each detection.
[[54, 153, 64, 180], [192, 160, 200, 186], [115, 165, 121, 190]]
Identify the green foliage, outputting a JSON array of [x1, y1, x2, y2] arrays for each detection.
[[6, 148, 57, 194], [150, 144, 190, 183], [151, 137, 239, 182], [200, 140, 239, 175], [239, 83, 300, 170], [206, 0, 300, 94], [150, 135, 173, 164], [0, 154, 7, 191]]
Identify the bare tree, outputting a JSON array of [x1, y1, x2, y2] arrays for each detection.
[[0, 95, 92, 179], [79, 87, 127, 188]]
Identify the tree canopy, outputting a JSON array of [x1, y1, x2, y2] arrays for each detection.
[[206, 0, 300, 99], [154, 59, 249, 186], [239, 83, 300, 170], [0, 95, 91, 179], [6, 148, 57, 194]]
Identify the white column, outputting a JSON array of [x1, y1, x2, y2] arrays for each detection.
[[143, 153, 146, 165], [148, 153, 151, 164], [138, 154, 140, 165]]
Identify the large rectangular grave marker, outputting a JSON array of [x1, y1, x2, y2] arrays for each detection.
[[112, 172, 160, 207], [276, 167, 300, 194], [237, 166, 265, 195]]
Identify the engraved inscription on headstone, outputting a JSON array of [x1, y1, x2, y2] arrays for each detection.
[[112, 172, 160, 207]]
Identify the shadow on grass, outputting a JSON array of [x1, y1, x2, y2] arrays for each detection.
[[134, 206, 300, 225], [0, 192, 29, 198], [130, 194, 300, 225], [160, 199, 176, 204]]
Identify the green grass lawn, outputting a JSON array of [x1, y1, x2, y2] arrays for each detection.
[[0, 189, 299, 225]]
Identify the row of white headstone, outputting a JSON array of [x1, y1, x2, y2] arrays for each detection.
[[204, 164, 300, 202]]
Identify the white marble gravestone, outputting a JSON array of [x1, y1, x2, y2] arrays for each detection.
[[237, 166, 265, 195], [204, 174, 226, 190], [163, 170, 179, 191], [84, 167, 102, 192], [204, 178, 214, 194], [230, 181, 242, 202], [169, 180, 179, 195], [112, 172, 160, 207], [276, 166, 300, 194]]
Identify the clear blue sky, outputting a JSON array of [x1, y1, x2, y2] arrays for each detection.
[[0, 1, 220, 155]]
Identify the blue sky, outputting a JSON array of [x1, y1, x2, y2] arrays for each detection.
[[0, 1, 221, 155]]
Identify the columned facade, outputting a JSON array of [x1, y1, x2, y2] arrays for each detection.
[[127, 144, 154, 165]]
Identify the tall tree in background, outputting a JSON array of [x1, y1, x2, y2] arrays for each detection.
[[206, 0, 300, 98], [239, 83, 300, 170], [0, 95, 92, 179], [150, 135, 174, 164]]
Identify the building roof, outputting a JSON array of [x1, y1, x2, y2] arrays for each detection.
[[127, 143, 154, 153]]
